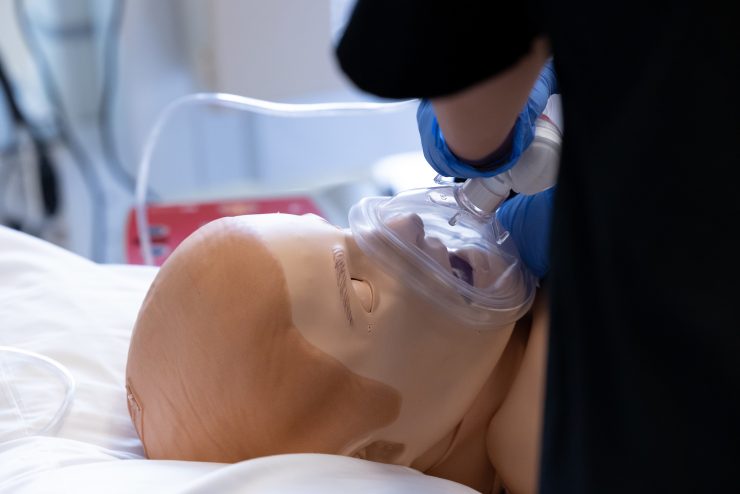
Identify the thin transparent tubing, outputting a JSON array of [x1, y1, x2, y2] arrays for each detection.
[[0, 346, 76, 435], [135, 92, 418, 266]]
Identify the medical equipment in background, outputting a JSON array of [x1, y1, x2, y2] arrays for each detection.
[[1, 0, 130, 262], [347, 111, 561, 322], [129, 92, 418, 266], [0, 346, 75, 441], [0, 53, 60, 238], [125, 188, 367, 265]]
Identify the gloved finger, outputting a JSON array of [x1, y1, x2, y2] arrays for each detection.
[[496, 187, 555, 278]]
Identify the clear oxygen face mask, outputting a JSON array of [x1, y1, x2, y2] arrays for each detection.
[[349, 187, 536, 327], [349, 112, 562, 328]]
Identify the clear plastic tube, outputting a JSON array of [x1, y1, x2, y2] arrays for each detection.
[[134, 92, 418, 266], [0, 346, 76, 437]]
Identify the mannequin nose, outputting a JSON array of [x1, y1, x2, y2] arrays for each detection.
[[384, 212, 424, 245], [385, 213, 453, 274]]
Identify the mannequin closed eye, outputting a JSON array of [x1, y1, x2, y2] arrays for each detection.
[[332, 248, 354, 324], [332, 248, 374, 319], [351, 278, 373, 312]]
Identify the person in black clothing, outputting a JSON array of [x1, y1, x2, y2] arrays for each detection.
[[335, 1, 740, 492]]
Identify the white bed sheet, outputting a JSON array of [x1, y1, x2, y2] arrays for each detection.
[[0, 226, 476, 493]]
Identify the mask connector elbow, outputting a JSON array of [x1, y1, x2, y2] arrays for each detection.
[[454, 174, 512, 220], [453, 115, 562, 221]]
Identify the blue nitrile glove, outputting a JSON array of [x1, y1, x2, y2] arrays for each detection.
[[496, 186, 555, 279], [417, 59, 558, 179]]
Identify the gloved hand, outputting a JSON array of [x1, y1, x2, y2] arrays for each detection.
[[496, 186, 555, 279], [417, 59, 558, 179]]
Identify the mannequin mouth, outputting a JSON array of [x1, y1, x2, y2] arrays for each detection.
[[449, 253, 474, 286]]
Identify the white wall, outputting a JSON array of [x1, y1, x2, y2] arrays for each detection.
[[165, 0, 421, 188], [178, 0, 350, 102]]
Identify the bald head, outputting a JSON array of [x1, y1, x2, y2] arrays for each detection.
[[125, 217, 401, 462]]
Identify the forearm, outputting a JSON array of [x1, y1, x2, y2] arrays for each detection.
[[431, 37, 551, 163]]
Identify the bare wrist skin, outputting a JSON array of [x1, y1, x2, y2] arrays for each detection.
[[431, 37, 550, 163]]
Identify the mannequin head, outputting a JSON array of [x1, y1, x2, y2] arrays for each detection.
[[126, 213, 528, 466]]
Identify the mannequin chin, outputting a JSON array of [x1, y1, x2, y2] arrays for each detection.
[[125, 213, 547, 493]]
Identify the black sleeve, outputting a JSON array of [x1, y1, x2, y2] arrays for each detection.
[[335, 1, 543, 99]]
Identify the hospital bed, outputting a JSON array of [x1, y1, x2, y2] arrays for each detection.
[[0, 225, 476, 493]]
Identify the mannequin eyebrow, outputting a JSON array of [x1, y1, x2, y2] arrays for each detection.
[[332, 248, 354, 326]]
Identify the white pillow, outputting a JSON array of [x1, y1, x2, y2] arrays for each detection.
[[0, 226, 156, 454], [0, 438, 477, 494]]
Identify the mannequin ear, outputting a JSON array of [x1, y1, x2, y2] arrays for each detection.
[[351, 278, 374, 312]]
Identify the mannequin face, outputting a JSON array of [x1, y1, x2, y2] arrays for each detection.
[[126, 213, 520, 466]]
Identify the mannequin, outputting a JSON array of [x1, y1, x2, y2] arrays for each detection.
[[125, 213, 548, 494]]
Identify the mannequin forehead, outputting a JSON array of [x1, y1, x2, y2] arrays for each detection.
[[233, 213, 345, 242], [160, 213, 347, 304], [246, 213, 360, 348]]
